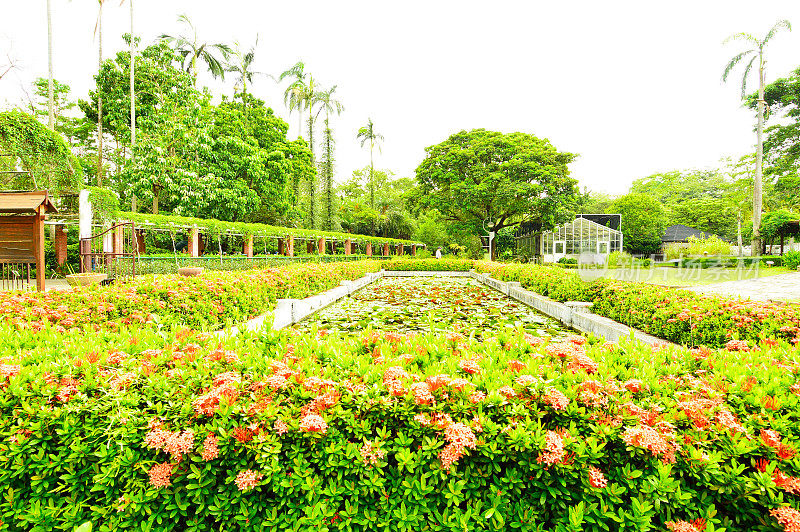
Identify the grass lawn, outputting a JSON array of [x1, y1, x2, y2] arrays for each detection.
[[576, 265, 794, 287]]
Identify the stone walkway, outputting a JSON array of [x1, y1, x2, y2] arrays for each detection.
[[686, 272, 800, 303]]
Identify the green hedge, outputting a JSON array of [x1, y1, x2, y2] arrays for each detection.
[[380, 259, 474, 271], [133, 255, 380, 275], [1, 260, 381, 332], [476, 261, 800, 347], [678, 256, 785, 269]]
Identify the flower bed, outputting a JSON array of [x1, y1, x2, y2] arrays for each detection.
[[380, 258, 474, 271], [0, 261, 381, 332], [1, 323, 800, 530], [476, 262, 800, 348]]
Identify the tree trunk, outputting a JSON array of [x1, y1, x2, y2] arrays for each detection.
[[152, 185, 159, 214], [307, 112, 315, 229], [96, 2, 104, 187], [737, 215, 743, 257], [129, 0, 137, 211], [752, 58, 765, 255], [46, 0, 54, 130], [369, 142, 375, 236]]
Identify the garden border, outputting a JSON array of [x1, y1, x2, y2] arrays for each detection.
[[217, 268, 671, 346]]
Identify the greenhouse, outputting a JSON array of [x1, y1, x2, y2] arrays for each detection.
[[517, 215, 623, 264]]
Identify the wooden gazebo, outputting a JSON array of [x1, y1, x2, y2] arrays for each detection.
[[0, 191, 57, 291]]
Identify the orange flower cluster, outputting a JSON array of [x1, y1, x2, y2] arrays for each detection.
[[508, 359, 526, 372], [762, 430, 798, 461], [411, 382, 434, 405], [665, 521, 703, 532], [623, 379, 643, 393], [458, 359, 480, 375], [193, 371, 241, 416], [621, 424, 675, 462], [537, 430, 565, 467], [725, 339, 750, 352], [201, 434, 218, 461], [145, 425, 195, 461], [771, 506, 800, 532], [148, 462, 175, 488], [299, 414, 328, 434], [587, 466, 607, 489], [515, 375, 537, 388], [274, 419, 289, 435], [359, 440, 386, 467], [439, 422, 477, 470], [543, 388, 569, 411], [234, 469, 263, 492]]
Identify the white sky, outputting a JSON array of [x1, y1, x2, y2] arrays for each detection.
[[2, 0, 800, 195]]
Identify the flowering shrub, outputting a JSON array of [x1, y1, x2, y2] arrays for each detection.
[[0, 260, 381, 332], [1, 321, 800, 530], [476, 261, 800, 347]]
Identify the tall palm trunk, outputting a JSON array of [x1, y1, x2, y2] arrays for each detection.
[[95, 1, 104, 186], [753, 57, 765, 256], [129, 0, 137, 211], [322, 114, 334, 230], [369, 141, 375, 236], [46, 0, 54, 130], [307, 113, 315, 228]]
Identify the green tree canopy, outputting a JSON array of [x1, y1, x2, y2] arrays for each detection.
[[610, 193, 667, 255], [413, 129, 579, 237], [0, 110, 82, 193]]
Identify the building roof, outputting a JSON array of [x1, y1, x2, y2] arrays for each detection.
[[661, 224, 715, 243], [0, 191, 58, 214], [576, 213, 621, 231]]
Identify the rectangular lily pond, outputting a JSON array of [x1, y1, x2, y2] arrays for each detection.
[[293, 277, 574, 340]]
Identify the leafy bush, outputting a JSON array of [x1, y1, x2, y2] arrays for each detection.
[[380, 259, 474, 271], [1, 325, 800, 530], [784, 250, 800, 271], [1, 260, 381, 332], [679, 256, 784, 269], [557, 257, 578, 265], [685, 234, 733, 256], [476, 261, 800, 347], [606, 251, 632, 268]]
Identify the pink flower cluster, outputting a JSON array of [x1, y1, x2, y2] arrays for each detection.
[[359, 440, 386, 467], [193, 372, 241, 416], [145, 424, 195, 461], [299, 414, 328, 434], [439, 422, 477, 470], [537, 430, 565, 466], [148, 461, 175, 488], [543, 388, 569, 411], [235, 469, 263, 492], [201, 434, 218, 461]]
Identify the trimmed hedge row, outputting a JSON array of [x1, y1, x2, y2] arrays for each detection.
[[380, 258, 474, 271], [1, 325, 800, 531], [0, 261, 381, 332], [475, 261, 800, 348]]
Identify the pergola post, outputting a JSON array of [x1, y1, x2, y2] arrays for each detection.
[[112, 224, 123, 255], [54, 224, 68, 266], [307, 241, 314, 254], [135, 230, 146, 254], [244, 234, 254, 258], [396, 244, 403, 256], [189, 225, 199, 257], [317, 237, 326, 255], [411, 244, 417, 257], [286, 235, 295, 257], [366, 242, 372, 257], [382, 243, 390, 256], [344, 238, 352, 255], [278, 238, 285, 256], [34, 205, 45, 292]]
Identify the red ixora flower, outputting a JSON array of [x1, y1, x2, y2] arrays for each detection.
[[771, 506, 800, 532], [587, 466, 607, 489], [234, 469, 263, 492]]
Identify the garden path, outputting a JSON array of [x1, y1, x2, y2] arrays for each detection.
[[685, 271, 800, 302]]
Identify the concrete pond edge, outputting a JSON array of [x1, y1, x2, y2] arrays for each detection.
[[216, 269, 672, 347]]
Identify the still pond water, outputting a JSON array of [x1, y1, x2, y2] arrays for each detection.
[[294, 277, 573, 340]]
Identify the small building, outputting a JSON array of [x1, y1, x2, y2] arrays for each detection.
[[0, 190, 58, 291], [661, 224, 716, 247], [517, 214, 623, 264]]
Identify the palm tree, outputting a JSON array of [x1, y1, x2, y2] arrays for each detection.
[[226, 37, 264, 105], [279, 61, 306, 139], [125, 0, 137, 211], [301, 76, 323, 228], [46, 0, 54, 130], [94, 0, 105, 186], [723, 19, 791, 255], [317, 85, 344, 230], [160, 15, 231, 84], [356, 117, 384, 234]]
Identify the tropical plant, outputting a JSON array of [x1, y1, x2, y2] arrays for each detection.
[[159, 14, 231, 83], [226, 37, 263, 103], [93, 0, 106, 186], [723, 19, 792, 254], [298, 75, 323, 228], [317, 85, 344, 230], [28, 78, 80, 145], [278, 61, 306, 139], [609, 193, 667, 255], [356, 117, 384, 224]]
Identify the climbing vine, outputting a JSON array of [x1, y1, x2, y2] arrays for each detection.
[[0, 110, 82, 193], [85, 186, 120, 222]]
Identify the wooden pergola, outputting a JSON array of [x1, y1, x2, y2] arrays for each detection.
[[0, 191, 57, 291]]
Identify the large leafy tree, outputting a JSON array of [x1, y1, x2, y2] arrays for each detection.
[[338, 166, 415, 240], [753, 66, 800, 211], [28, 78, 80, 145], [723, 19, 792, 254], [413, 129, 579, 257], [610, 193, 667, 255]]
